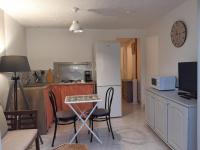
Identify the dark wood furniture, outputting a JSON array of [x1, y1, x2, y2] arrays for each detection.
[[122, 80, 133, 103], [90, 87, 115, 142], [48, 90, 78, 147]]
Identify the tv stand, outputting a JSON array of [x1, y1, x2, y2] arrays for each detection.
[[178, 91, 197, 99], [180, 95, 191, 100], [178, 91, 188, 95], [146, 88, 197, 150]]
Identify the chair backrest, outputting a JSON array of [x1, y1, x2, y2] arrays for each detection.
[[48, 90, 58, 120], [105, 87, 114, 113]]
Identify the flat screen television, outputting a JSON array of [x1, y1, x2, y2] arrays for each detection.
[[178, 62, 197, 98]]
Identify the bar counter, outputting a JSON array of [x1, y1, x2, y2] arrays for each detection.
[[20, 82, 95, 134]]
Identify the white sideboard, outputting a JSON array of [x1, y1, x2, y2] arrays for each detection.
[[146, 88, 197, 150]]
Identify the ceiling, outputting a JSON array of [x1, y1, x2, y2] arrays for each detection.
[[0, 0, 186, 29]]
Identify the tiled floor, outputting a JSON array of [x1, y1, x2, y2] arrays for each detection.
[[39, 104, 170, 150]]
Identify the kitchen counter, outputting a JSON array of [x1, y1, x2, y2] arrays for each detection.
[[18, 86, 47, 134], [23, 81, 95, 88], [45, 83, 95, 130], [147, 88, 197, 108], [52, 82, 95, 86], [19, 82, 96, 134]]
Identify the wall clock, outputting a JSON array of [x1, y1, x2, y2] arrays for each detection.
[[170, 21, 187, 48]]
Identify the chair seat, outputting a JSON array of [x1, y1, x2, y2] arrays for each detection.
[[92, 108, 109, 117], [2, 129, 38, 150], [56, 111, 76, 122]]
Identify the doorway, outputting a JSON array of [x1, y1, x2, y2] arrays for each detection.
[[118, 38, 141, 116]]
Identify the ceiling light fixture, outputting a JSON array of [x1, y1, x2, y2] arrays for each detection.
[[69, 7, 83, 33], [69, 20, 83, 33]]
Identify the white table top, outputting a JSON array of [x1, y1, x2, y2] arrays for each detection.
[[65, 94, 102, 104]]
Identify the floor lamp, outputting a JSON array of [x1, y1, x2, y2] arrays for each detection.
[[0, 55, 44, 144], [0, 55, 30, 111]]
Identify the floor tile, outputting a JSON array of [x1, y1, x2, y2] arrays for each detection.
[[38, 104, 170, 150]]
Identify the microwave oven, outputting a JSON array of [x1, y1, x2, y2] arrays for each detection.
[[151, 76, 176, 91]]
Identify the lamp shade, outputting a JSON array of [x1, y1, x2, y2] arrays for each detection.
[[0, 55, 31, 72], [69, 20, 83, 33]]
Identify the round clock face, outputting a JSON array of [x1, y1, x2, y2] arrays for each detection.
[[171, 21, 187, 48]]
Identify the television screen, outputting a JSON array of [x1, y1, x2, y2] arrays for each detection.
[[178, 62, 197, 98]]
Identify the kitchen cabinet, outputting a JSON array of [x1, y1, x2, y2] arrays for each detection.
[[146, 88, 197, 150], [44, 83, 95, 130], [60, 84, 94, 111], [18, 86, 48, 134], [145, 92, 155, 128], [168, 102, 188, 150], [146, 91, 168, 141], [18, 83, 95, 134], [154, 96, 168, 142]]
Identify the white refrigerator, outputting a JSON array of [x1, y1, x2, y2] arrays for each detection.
[[95, 42, 122, 117]]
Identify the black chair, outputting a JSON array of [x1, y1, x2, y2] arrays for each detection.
[[48, 90, 78, 147], [90, 87, 115, 142]]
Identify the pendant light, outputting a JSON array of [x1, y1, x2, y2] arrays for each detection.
[[69, 7, 83, 33], [69, 20, 83, 33]]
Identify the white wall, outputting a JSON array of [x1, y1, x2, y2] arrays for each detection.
[[4, 13, 26, 55], [145, 0, 197, 87], [145, 36, 159, 87], [145, 1, 198, 146], [26, 28, 146, 105], [26, 28, 144, 70], [0, 9, 27, 110], [0, 9, 5, 56]]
